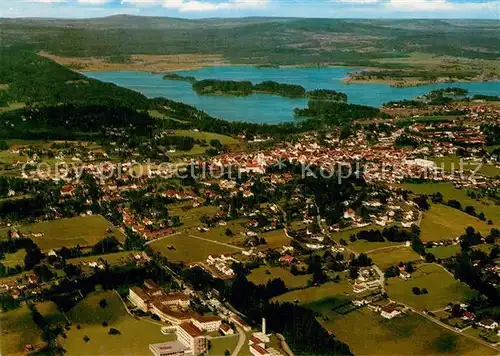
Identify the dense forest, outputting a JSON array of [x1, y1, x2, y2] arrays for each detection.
[[0, 46, 149, 108], [192, 79, 308, 98]]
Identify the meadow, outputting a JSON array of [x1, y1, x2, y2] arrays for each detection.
[[311, 306, 496, 356], [330, 225, 404, 254], [1, 303, 43, 355], [61, 290, 171, 355], [368, 246, 421, 270], [0, 215, 125, 251], [207, 335, 240, 356], [148, 233, 241, 262], [402, 182, 500, 225], [386, 264, 476, 311], [431, 155, 500, 177], [419, 204, 493, 242], [2, 249, 26, 268], [247, 266, 312, 289], [272, 277, 352, 304], [425, 243, 494, 259]]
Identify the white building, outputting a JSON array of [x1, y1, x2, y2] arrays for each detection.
[[380, 306, 401, 319], [177, 322, 207, 355]]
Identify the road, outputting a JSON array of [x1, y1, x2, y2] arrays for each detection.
[[364, 243, 408, 254], [232, 325, 247, 356], [188, 234, 244, 251], [145, 231, 181, 245]]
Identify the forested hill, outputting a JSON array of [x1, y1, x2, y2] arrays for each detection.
[[1, 16, 498, 65], [0, 46, 149, 108]]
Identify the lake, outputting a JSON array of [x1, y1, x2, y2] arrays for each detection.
[[85, 66, 500, 124]]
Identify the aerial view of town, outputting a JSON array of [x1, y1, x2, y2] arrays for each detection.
[[0, 1, 499, 355]]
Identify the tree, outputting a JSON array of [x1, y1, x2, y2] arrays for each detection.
[[0, 140, 8, 150], [33, 264, 54, 283], [99, 298, 108, 309], [406, 262, 415, 273], [108, 328, 121, 335], [349, 266, 359, 279], [224, 349, 231, 356], [412, 287, 421, 295], [24, 245, 44, 270], [124, 227, 145, 251], [171, 216, 181, 227], [425, 253, 436, 263]]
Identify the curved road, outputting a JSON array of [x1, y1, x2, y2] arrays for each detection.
[[232, 325, 247, 356]]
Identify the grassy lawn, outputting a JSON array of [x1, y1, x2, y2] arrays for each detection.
[[37, 301, 67, 326], [272, 278, 352, 304], [61, 290, 171, 355], [331, 225, 404, 254], [173, 130, 239, 146], [182, 218, 248, 244], [1, 303, 43, 355], [402, 182, 500, 226], [430, 155, 500, 177], [425, 243, 494, 259], [258, 229, 290, 249], [248, 266, 312, 289], [2, 249, 26, 268], [149, 233, 240, 262], [419, 204, 493, 242], [313, 306, 496, 356], [368, 246, 421, 270], [386, 264, 476, 311], [208, 335, 240, 356], [168, 203, 218, 230], [0, 215, 125, 251]]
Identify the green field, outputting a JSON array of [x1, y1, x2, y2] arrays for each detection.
[[208, 335, 240, 356], [61, 291, 171, 355], [258, 229, 291, 249], [386, 264, 475, 311], [2, 249, 26, 268], [173, 130, 239, 146], [402, 183, 500, 226], [331, 225, 404, 254], [431, 155, 500, 177], [425, 243, 495, 259], [248, 266, 311, 289], [272, 278, 352, 304], [149, 233, 240, 262], [181, 218, 248, 244], [311, 306, 496, 356], [0, 215, 125, 251], [168, 203, 219, 230], [419, 204, 493, 242], [368, 246, 421, 270], [37, 300, 68, 326], [1, 303, 43, 355]]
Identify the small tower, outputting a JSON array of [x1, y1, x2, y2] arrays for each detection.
[[262, 317, 266, 335]]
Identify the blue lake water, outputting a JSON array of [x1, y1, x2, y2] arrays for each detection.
[[85, 66, 500, 124]]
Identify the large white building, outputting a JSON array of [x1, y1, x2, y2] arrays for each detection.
[[177, 322, 207, 355], [129, 286, 150, 312], [149, 341, 188, 356]]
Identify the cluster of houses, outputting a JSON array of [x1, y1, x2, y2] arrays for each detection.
[[353, 268, 383, 294]]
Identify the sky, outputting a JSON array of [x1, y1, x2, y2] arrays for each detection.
[[1, 0, 499, 19]]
